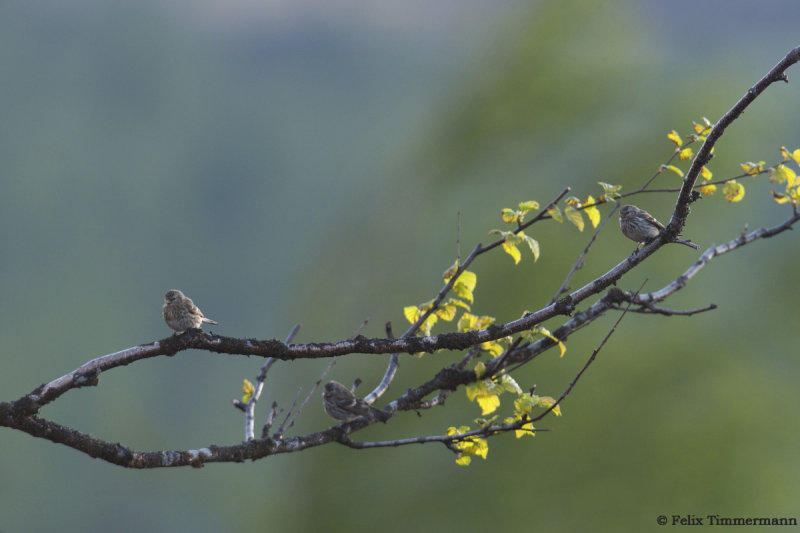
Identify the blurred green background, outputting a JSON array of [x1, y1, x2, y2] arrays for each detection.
[[2, 0, 799, 531]]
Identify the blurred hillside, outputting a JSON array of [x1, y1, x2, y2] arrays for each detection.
[[1, 1, 799, 532]]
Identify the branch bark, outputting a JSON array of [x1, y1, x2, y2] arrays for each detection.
[[3, 46, 800, 468]]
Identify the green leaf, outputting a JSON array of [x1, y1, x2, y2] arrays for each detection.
[[564, 206, 584, 231], [547, 206, 563, 223], [499, 373, 523, 394], [598, 181, 622, 193], [522, 233, 540, 262]]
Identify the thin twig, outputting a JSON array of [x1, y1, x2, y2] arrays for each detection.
[[549, 204, 620, 305], [244, 324, 301, 441], [486, 336, 523, 376], [281, 357, 339, 434], [364, 322, 399, 404], [274, 388, 302, 438], [531, 280, 646, 423], [341, 422, 551, 450], [261, 402, 279, 438], [621, 302, 717, 316]]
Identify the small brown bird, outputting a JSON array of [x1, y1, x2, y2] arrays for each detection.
[[619, 204, 699, 250], [322, 380, 390, 423], [162, 289, 219, 333]]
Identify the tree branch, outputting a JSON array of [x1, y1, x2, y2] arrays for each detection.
[[3, 47, 800, 468]]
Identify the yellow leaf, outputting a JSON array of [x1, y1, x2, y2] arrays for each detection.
[[476, 393, 501, 415], [420, 314, 438, 336], [476, 315, 496, 329], [465, 381, 484, 403], [501, 208, 518, 224], [537, 327, 567, 357], [514, 395, 537, 415], [518, 200, 539, 211], [435, 304, 457, 321], [448, 298, 471, 310], [403, 305, 419, 324], [547, 206, 563, 223], [442, 260, 459, 281], [458, 312, 477, 332], [678, 148, 693, 160], [458, 270, 476, 291], [468, 437, 488, 459], [663, 164, 684, 178], [537, 396, 562, 416], [502, 241, 522, 264], [467, 378, 503, 415], [451, 432, 489, 464], [771, 190, 790, 204], [723, 180, 745, 202], [505, 232, 524, 245], [793, 149, 800, 166], [771, 164, 797, 186], [781, 146, 790, 160], [740, 161, 765, 175], [481, 340, 505, 357], [700, 166, 712, 180], [453, 270, 477, 303], [242, 379, 255, 403], [473, 361, 487, 379], [564, 206, 584, 231], [584, 195, 601, 228], [667, 130, 682, 146], [699, 183, 717, 195], [565, 196, 581, 207], [473, 416, 496, 428], [556, 341, 566, 357], [692, 118, 713, 135], [515, 421, 535, 439]]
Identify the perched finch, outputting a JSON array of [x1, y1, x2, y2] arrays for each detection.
[[619, 204, 699, 250], [322, 380, 390, 423], [162, 289, 219, 333]]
